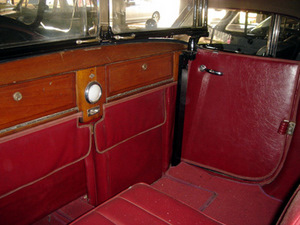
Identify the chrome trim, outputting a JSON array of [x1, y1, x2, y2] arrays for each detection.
[[197, 0, 203, 27], [199, 65, 223, 76], [194, 0, 207, 27], [76, 37, 101, 45], [87, 106, 101, 117], [85, 81, 103, 104], [266, 14, 281, 57], [193, 0, 197, 27], [113, 34, 136, 40], [0, 107, 79, 134], [107, 79, 174, 101], [203, 0, 208, 27]]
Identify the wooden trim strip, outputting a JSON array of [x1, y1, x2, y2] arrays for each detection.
[[0, 107, 78, 135]]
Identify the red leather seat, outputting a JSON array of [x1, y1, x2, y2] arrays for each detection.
[[277, 186, 300, 225], [71, 183, 223, 225]]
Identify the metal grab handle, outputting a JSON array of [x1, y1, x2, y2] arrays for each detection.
[[199, 65, 223, 76], [113, 34, 136, 40]]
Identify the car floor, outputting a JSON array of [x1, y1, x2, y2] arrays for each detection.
[[153, 162, 283, 225], [34, 162, 283, 225]]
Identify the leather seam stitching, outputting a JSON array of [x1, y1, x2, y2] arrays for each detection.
[[95, 89, 168, 154], [0, 116, 92, 200], [118, 196, 171, 225]]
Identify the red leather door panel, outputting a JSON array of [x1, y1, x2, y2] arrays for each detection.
[[182, 49, 300, 183]]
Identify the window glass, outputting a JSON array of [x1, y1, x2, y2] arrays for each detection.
[[276, 16, 300, 60], [0, 0, 99, 47], [199, 9, 272, 56], [110, 0, 194, 34]]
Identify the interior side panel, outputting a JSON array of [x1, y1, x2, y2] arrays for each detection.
[[0, 113, 91, 224], [263, 108, 300, 200], [182, 49, 300, 182], [94, 84, 176, 203], [0, 161, 87, 225]]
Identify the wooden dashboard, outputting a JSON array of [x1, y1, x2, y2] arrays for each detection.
[[0, 42, 185, 136]]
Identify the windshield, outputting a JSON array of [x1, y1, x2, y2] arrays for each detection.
[[0, 0, 99, 47]]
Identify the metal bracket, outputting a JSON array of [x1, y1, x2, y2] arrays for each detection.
[[180, 36, 199, 67], [100, 26, 113, 40]]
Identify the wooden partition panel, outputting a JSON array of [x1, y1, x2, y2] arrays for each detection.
[[0, 43, 185, 86], [0, 73, 76, 130], [0, 42, 185, 132], [76, 67, 106, 122], [107, 54, 173, 97]]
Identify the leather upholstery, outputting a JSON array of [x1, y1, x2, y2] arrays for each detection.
[[277, 186, 300, 225], [94, 84, 176, 203], [0, 113, 91, 224], [263, 109, 300, 200], [0, 113, 90, 198], [182, 49, 300, 182], [71, 183, 224, 225]]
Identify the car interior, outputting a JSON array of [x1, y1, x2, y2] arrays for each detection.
[[0, 0, 300, 224]]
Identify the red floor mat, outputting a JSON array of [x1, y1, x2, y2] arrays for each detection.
[[153, 162, 282, 225], [152, 176, 217, 211]]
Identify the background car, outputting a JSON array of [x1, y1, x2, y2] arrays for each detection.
[[125, 0, 160, 23]]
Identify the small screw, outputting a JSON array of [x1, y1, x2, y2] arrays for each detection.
[[142, 63, 148, 71]]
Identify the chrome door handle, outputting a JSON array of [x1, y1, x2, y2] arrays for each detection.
[[199, 65, 223, 76]]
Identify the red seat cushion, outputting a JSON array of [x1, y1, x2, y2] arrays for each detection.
[[71, 183, 223, 225]]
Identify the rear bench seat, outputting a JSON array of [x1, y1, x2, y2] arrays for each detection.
[[71, 183, 223, 225]]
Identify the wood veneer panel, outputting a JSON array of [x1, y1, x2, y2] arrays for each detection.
[[107, 54, 173, 96], [76, 67, 106, 122], [0, 42, 186, 86], [0, 73, 76, 130], [173, 51, 181, 81]]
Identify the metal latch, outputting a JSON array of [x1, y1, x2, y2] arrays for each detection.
[[87, 106, 100, 117], [278, 120, 296, 135], [287, 122, 296, 135]]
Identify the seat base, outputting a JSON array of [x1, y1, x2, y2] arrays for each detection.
[[71, 183, 223, 225]]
